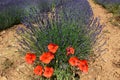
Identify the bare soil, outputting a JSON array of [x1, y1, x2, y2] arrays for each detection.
[[0, 25, 33, 80], [0, 0, 120, 80]]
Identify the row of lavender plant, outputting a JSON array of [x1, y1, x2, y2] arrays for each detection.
[[0, 0, 68, 31]]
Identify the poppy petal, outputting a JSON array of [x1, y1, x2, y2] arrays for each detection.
[[39, 52, 54, 64], [25, 53, 36, 64], [66, 46, 75, 55], [78, 60, 88, 73], [48, 43, 59, 53], [34, 65, 43, 76], [69, 57, 79, 66], [43, 67, 54, 78]]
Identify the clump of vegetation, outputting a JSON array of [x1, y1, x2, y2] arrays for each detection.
[[0, 0, 55, 31], [17, 0, 105, 79], [0, 7, 21, 31]]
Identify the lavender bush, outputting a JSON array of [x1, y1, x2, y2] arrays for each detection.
[[0, 0, 76, 31], [18, 0, 94, 57], [16, 0, 106, 79], [56, 0, 93, 27], [0, 0, 58, 31]]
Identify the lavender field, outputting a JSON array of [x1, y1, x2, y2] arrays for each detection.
[[0, 0, 120, 80]]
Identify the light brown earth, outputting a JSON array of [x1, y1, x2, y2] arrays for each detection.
[[0, 25, 34, 80], [0, 0, 120, 80]]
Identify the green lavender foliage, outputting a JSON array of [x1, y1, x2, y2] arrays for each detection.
[[0, 7, 21, 31], [16, 0, 105, 79], [18, 12, 92, 58], [0, 0, 52, 31], [0, 0, 73, 31], [17, 13, 103, 80]]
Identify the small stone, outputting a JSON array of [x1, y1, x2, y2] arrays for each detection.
[[0, 76, 7, 80], [0, 31, 6, 35], [7, 45, 12, 48], [88, 75, 92, 79], [96, 75, 101, 80], [0, 37, 2, 41]]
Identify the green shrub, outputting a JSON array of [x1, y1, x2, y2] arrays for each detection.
[[0, 0, 50, 31], [0, 7, 22, 31], [17, 0, 105, 79], [17, 13, 103, 80]]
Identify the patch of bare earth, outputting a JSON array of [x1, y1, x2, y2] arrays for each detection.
[[80, 0, 120, 80], [0, 25, 33, 80]]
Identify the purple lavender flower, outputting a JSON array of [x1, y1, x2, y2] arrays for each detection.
[[55, 0, 93, 25]]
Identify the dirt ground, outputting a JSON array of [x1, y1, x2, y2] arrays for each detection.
[[0, 0, 120, 80], [0, 25, 34, 80]]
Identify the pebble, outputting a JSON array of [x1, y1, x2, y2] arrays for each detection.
[[96, 75, 101, 80], [0, 76, 7, 80], [0, 37, 2, 41], [0, 31, 6, 36]]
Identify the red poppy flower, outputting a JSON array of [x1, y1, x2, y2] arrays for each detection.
[[48, 43, 59, 53], [66, 46, 75, 55], [69, 57, 80, 66], [25, 53, 36, 64], [39, 52, 54, 64], [77, 60, 88, 73], [34, 65, 43, 76], [43, 67, 54, 78]]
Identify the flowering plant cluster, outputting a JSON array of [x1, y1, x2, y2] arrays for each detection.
[[16, 0, 105, 79], [25, 43, 88, 79]]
